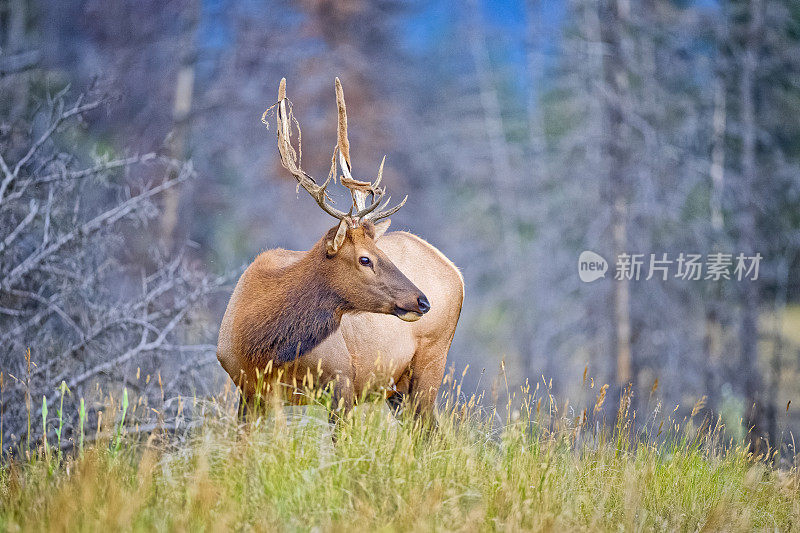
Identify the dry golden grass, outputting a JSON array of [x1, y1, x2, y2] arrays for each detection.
[[0, 375, 798, 532]]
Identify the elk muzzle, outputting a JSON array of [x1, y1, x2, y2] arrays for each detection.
[[393, 292, 431, 322]]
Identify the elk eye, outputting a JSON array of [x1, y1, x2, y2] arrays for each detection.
[[359, 256, 372, 267]]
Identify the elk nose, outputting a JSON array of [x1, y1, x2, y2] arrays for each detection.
[[417, 294, 431, 314]]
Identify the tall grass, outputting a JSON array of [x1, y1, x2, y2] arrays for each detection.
[[0, 372, 798, 532]]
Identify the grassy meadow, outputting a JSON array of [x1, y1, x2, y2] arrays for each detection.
[[1, 373, 799, 533]]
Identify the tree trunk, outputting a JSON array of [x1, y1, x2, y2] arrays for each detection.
[[161, 0, 199, 248], [7, 0, 29, 119], [766, 257, 789, 454], [524, 0, 547, 185], [738, 0, 766, 456], [466, 0, 517, 248], [522, 0, 547, 383], [466, 0, 530, 385], [704, 73, 726, 407], [598, 0, 632, 390]]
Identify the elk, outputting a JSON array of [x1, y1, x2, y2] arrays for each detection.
[[216, 78, 463, 420]]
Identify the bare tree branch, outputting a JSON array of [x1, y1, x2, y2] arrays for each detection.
[[1, 165, 190, 291], [11, 98, 104, 179], [0, 88, 234, 441], [0, 201, 38, 254], [0, 49, 41, 76]]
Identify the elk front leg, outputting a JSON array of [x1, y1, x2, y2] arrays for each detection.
[[298, 330, 355, 427], [328, 368, 355, 424], [237, 391, 249, 420]]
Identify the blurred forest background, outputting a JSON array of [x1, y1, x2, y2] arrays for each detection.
[[2, 0, 800, 454]]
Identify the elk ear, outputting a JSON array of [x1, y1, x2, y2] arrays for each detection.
[[373, 219, 391, 240], [326, 219, 348, 255]]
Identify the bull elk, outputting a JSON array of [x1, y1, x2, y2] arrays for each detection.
[[216, 78, 463, 421]]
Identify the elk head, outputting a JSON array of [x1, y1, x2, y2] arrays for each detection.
[[269, 77, 430, 321]]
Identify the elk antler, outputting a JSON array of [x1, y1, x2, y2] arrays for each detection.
[[271, 78, 407, 225], [275, 78, 349, 220], [334, 77, 407, 223]]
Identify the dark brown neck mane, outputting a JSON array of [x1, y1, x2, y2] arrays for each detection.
[[243, 240, 349, 365]]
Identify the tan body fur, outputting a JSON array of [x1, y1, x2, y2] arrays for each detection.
[[217, 230, 463, 414]]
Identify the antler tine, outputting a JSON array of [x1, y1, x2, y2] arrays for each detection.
[[373, 155, 385, 190], [276, 78, 348, 220], [353, 190, 385, 218], [334, 79, 404, 223], [335, 77, 354, 182], [278, 77, 286, 101], [365, 195, 407, 222]]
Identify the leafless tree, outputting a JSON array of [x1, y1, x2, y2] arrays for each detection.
[[0, 87, 231, 448]]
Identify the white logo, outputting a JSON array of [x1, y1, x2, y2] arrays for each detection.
[[578, 251, 608, 282]]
